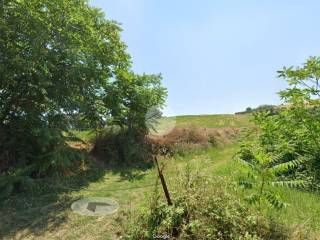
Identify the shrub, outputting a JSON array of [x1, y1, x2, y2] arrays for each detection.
[[148, 126, 241, 157], [91, 127, 153, 166], [0, 175, 35, 200], [238, 57, 320, 190], [0, 143, 86, 199], [159, 126, 208, 145], [91, 126, 241, 165], [0, 123, 87, 176], [124, 170, 290, 240]]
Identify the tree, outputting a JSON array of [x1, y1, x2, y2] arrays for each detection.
[[245, 107, 252, 113], [103, 71, 167, 133], [238, 143, 304, 209], [0, 0, 166, 175], [239, 57, 320, 190]]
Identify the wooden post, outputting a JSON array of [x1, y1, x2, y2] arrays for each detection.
[[154, 155, 172, 206]]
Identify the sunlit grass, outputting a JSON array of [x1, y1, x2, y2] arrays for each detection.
[[175, 113, 253, 128], [160, 143, 320, 235]]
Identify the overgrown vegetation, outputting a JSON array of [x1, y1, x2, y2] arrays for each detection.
[[91, 127, 153, 167], [239, 57, 320, 198], [238, 147, 293, 210], [125, 169, 295, 240], [2, 129, 320, 239], [149, 126, 240, 156]]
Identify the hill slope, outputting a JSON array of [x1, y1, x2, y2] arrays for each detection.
[[174, 114, 252, 128]]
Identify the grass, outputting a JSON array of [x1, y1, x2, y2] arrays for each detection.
[[2, 143, 320, 239], [172, 144, 320, 234], [1, 113, 320, 239], [270, 187, 320, 232], [0, 162, 158, 240], [69, 114, 252, 142], [174, 113, 253, 128]]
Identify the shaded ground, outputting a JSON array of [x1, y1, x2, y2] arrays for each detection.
[[0, 160, 106, 239], [0, 154, 155, 240]]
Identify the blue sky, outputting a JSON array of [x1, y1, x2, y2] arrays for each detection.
[[91, 0, 320, 115]]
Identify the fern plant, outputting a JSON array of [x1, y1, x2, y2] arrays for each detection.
[[237, 146, 306, 209]]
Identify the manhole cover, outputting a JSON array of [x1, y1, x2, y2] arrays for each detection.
[[71, 197, 119, 216]]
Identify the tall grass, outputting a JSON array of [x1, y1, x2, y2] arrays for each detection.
[[173, 144, 320, 236]]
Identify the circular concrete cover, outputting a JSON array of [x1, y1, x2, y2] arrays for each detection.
[[71, 197, 119, 216]]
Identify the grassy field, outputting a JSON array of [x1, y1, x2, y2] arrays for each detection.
[[72, 114, 253, 141], [1, 114, 320, 239], [174, 113, 253, 128]]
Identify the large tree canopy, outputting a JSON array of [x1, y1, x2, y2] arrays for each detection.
[[0, 0, 129, 130], [0, 0, 167, 174]]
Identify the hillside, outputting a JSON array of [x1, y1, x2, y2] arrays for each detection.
[[174, 113, 253, 128]]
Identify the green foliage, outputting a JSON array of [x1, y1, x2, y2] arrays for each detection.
[[124, 170, 288, 240], [0, 0, 166, 177], [239, 56, 320, 193], [0, 0, 128, 173], [237, 146, 297, 209], [0, 175, 35, 200], [91, 127, 153, 166], [0, 0, 130, 128], [103, 71, 167, 132]]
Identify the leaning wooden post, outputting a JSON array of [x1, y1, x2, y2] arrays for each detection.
[[154, 155, 172, 206]]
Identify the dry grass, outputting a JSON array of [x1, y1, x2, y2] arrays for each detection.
[[149, 125, 241, 156]]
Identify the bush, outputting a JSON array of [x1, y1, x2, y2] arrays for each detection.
[[124, 170, 290, 240], [0, 124, 86, 176], [0, 142, 86, 199], [91, 126, 241, 166], [236, 105, 280, 115], [91, 127, 153, 166], [149, 126, 240, 157], [149, 126, 217, 157], [237, 57, 320, 190], [0, 175, 35, 200]]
